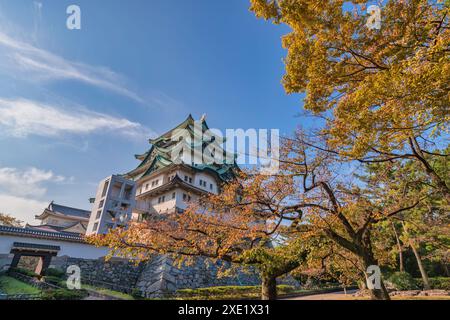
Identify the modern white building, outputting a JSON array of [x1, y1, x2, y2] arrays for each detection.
[[86, 175, 136, 235]]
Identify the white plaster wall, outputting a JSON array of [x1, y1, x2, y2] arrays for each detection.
[[152, 198, 177, 213], [137, 173, 167, 195], [0, 235, 109, 259], [194, 172, 218, 194], [175, 187, 199, 210]]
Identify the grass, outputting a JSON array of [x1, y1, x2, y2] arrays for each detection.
[[0, 276, 41, 295], [82, 284, 135, 300]]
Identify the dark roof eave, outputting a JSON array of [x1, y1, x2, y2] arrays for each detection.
[[0, 226, 86, 243]]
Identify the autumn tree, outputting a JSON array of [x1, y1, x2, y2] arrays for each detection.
[[250, 0, 449, 199], [93, 131, 425, 300], [0, 213, 22, 227], [90, 174, 309, 300]]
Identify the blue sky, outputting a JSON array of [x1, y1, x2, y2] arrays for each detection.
[[0, 0, 306, 224]]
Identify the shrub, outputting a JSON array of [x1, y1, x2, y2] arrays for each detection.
[[44, 268, 65, 279], [415, 277, 450, 290], [430, 277, 450, 290], [44, 276, 64, 286], [41, 288, 88, 300], [387, 272, 419, 291], [10, 267, 39, 278], [176, 285, 297, 299], [131, 288, 144, 299]]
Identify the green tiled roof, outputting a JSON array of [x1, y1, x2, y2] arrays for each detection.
[[125, 115, 238, 182]]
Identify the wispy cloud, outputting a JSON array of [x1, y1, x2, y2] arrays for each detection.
[[0, 30, 144, 103], [0, 98, 156, 139], [0, 166, 68, 198], [0, 166, 74, 224]]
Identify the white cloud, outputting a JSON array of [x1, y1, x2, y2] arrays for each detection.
[[0, 98, 155, 138], [0, 194, 48, 225], [0, 166, 67, 198], [0, 166, 70, 224], [0, 30, 144, 103]]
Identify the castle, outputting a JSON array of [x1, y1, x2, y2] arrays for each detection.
[[0, 115, 262, 297]]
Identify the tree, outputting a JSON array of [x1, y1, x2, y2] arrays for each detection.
[[358, 149, 449, 289], [250, 0, 449, 199], [0, 213, 22, 227], [89, 182, 308, 300], [94, 130, 427, 300]]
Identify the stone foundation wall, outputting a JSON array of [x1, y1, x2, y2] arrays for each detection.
[[2, 252, 298, 297], [135, 255, 261, 297], [60, 257, 144, 293]]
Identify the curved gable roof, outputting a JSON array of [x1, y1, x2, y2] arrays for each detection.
[[48, 202, 90, 219]]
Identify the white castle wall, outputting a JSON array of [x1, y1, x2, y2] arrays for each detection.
[[0, 235, 109, 271]]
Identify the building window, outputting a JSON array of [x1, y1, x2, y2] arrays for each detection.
[[158, 196, 166, 204], [96, 210, 102, 219], [199, 179, 203, 186], [210, 183, 213, 190], [189, 177, 192, 183], [99, 200, 104, 209], [172, 192, 176, 199], [93, 222, 99, 232], [184, 175, 188, 182], [151, 180, 160, 187], [183, 194, 191, 202], [146, 183, 149, 190], [101, 180, 109, 197]]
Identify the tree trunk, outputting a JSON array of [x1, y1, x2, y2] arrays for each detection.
[[401, 222, 431, 290], [442, 262, 450, 277], [361, 253, 390, 300], [409, 240, 431, 290], [261, 275, 277, 300], [391, 223, 404, 272]]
